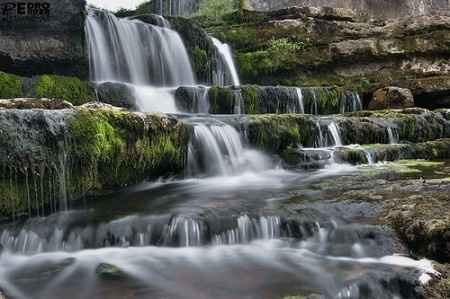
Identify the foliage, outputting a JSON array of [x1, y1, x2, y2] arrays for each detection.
[[197, 0, 238, 21], [35, 75, 94, 105], [0, 72, 22, 98]]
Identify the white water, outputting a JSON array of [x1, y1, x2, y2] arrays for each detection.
[[211, 37, 241, 87], [295, 87, 305, 114], [328, 122, 343, 147], [86, 9, 195, 112], [187, 120, 271, 176], [387, 127, 399, 144]]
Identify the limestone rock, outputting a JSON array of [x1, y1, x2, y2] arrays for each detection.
[[369, 87, 415, 110], [0, 98, 73, 110], [0, 0, 88, 78], [242, 0, 449, 19]]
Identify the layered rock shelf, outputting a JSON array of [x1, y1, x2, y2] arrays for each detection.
[[0, 103, 189, 220]]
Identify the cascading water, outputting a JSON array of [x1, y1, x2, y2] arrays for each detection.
[[186, 119, 271, 177], [211, 37, 241, 87], [387, 126, 399, 144], [0, 7, 439, 299], [328, 122, 343, 147], [295, 87, 305, 114], [86, 9, 195, 112]]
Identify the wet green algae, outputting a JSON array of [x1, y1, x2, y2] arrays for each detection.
[[0, 108, 190, 220]]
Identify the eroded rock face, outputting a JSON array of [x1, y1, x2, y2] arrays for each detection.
[[369, 87, 415, 110], [242, 0, 449, 19], [0, 0, 88, 78], [206, 7, 450, 109], [0, 107, 190, 220]]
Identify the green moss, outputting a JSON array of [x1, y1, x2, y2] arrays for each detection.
[[70, 110, 125, 163], [241, 85, 258, 114], [68, 109, 189, 191], [247, 114, 317, 152], [35, 75, 94, 105], [192, 47, 209, 78], [208, 86, 235, 113], [0, 72, 22, 98]]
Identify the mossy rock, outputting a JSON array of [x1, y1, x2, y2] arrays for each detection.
[[0, 72, 22, 98], [0, 108, 190, 220], [34, 75, 95, 105]]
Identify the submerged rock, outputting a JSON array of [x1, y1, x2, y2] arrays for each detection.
[[369, 87, 414, 110], [96, 263, 126, 280]]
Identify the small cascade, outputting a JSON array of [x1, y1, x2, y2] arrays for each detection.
[[211, 37, 241, 87], [187, 119, 271, 177], [314, 121, 326, 148], [295, 88, 305, 114], [86, 9, 195, 112], [194, 86, 210, 114], [213, 215, 282, 245], [166, 216, 203, 247], [387, 126, 399, 144], [341, 92, 363, 113], [328, 122, 343, 147], [233, 89, 244, 114]]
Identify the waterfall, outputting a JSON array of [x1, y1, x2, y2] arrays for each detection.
[[85, 9, 195, 112], [295, 88, 305, 114], [213, 215, 282, 245], [187, 119, 271, 177], [211, 37, 241, 86], [328, 122, 343, 147], [193, 86, 210, 114], [387, 127, 399, 144]]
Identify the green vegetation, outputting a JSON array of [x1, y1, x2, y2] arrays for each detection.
[[35, 75, 94, 105], [68, 109, 189, 190], [208, 86, 235, 113], [0, 72, 22, 98], [197, 0, 238, 21]]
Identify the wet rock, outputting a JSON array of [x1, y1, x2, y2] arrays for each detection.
[[96, 82, 136, 109], [0, 98, 73, 110], [175, 85, 361, 115], [333, 139, 450, 165], [96, 263, 126, 280], [369, 87, 415, 110], [425, 263, 450, 298], [0, 108, 190, 219]]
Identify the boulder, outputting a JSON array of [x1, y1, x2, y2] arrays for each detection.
[[96, 82, 136, 109], [369, 87, 414, 110]]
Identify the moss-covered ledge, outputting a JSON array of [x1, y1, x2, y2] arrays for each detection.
[[243, 109, 450, 154], [0, 105, 190, 220], [0, 72, 95, 106]]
